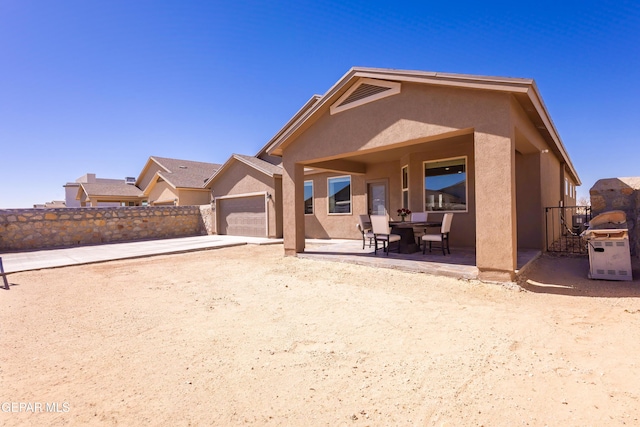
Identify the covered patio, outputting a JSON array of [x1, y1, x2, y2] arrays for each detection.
[[265, 67, 580, 282], [299, 239, 540, 281]]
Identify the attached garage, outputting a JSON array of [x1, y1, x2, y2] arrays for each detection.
[[217, 194, 267, 237]]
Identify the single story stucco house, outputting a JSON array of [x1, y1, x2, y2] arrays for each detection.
[[208, 67, 581, 281], [74, 156, 221, 207]]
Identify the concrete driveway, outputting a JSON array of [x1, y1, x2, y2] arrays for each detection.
[[0, 235, 282, 273]]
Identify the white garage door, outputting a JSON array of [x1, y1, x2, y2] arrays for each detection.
[[218, 196, 266, 237]]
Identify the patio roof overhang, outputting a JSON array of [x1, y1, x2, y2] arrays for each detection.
[[266, 67, 580, 185], [301, 128, 474, 175]]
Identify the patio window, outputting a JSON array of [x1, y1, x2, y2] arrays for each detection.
[[401, 165, 409, 209], [304, 180, 314, 215], [328, 176, 351, 214], [424, 157, 467, 212]]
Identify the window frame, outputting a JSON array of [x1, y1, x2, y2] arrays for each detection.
[[423, 156, 468, 213], [304, 180, 314, 215], [401, 165, 409, 210], [327, 175, 352, 215]]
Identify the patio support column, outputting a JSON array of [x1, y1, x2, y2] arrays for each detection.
[[282, 157, 305, 256], [474, 131, 517, 281]]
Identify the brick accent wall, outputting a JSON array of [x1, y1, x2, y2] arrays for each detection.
[[0, 206, 213, 252]]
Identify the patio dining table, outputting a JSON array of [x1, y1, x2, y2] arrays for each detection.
[[388, 221, 442, 254]]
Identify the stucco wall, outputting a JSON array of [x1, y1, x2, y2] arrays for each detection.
[[209, 161, 280, 237], [406, 135, 476, 248], [138, 163, 165, 191], [302, 135, 476, 246], [177, 189, 211, 206], [0, 206, 210, 252], [590, 177, 640, 258], [515, 151, 543, 249], [148, 181, 178, 205], [284, 83, 510, 163], [304, 172, 366, 239], [540, 148, 563, 245]]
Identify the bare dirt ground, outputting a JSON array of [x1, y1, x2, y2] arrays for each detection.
[[2, 244, 640, 426]]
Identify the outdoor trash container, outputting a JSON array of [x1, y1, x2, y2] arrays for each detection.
[[581, 210, 633, 281]]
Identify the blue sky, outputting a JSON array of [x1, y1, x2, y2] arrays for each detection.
[[1, 0, 638, 208]]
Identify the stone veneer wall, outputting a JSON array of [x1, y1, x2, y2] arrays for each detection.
[[0, 206, 213, 252], [590, 177, 640, 258]]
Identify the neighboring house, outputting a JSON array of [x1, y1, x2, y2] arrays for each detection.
[[211, 67, 580, 282], [136, 156, 221, 206], [69, 173, 139, 207], [34, 200, 66, 209], [73, 157, 221, 207]]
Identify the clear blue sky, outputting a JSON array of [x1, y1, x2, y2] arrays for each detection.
[[1, 0, 638, 208]]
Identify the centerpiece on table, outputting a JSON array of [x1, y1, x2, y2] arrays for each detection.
[[397, 208, 412, 222]]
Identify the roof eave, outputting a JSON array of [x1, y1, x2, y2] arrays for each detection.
[[266, 67, 534, 157], [135, 156, 171, 187], [205, 154, 281, 188], [526, 83, 581, 185]]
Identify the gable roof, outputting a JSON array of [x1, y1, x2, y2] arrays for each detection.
[[265, 67, 580, 185], [138, 156, 221, 190], [77, 182, 144, 200], [255, 95, 322, 160], [205, 154, 282, 187]]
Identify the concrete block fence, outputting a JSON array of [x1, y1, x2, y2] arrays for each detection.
[[0, 206, 213, 252]]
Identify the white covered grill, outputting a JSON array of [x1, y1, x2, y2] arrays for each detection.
[[581, 210, 632, 281]]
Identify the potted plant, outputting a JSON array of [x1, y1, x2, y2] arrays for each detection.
[[397, 208, 412, 222]]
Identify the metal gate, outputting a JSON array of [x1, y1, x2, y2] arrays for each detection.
[[545, 205, 592, 254]]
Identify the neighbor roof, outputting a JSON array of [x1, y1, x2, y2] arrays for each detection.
[[77, 182, 144, 200], [265, 66, 580, 185], [205, 154, 282, 187], [140, 156, 221, 189]]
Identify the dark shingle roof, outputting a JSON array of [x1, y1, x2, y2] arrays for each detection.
[[233, 154, 282, 176], [80, 182, 144, 197], [151, 156, 221, 188]]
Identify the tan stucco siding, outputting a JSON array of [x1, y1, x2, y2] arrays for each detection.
[[212, 163, 275, 196], [303, 172, 367, 239], [149, 181, 178, 205], [283, 84, 511, 254], [301, 136, 477, 246], [210, 161, 280, 237], [176, 189, 211, 206], [474, 128, 517, 280], [139, 163, 165, 191], [516, 151, 543, 249], [284, 83, 511, 164], [406, 136, 476, 248], [274, 176, 283, 238], [541, 146, 562, 246]]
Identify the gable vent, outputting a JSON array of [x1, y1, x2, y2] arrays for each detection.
[[339, 84, 392, 107], [330, 78, 401, 115]]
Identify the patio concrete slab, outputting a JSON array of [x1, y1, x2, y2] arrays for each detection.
[[0, 235, 283, 274], [298, 239, 541, 281]]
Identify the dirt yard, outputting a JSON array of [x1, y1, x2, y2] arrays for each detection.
[[2, 244, 640, 426]]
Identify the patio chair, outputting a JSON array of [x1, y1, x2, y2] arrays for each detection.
[[0, 257, 9, 290], [422, 213, 453, 255], [370, 214, 401, 256], [410, 211, 429, 244], [356, 214, 375, 250]]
